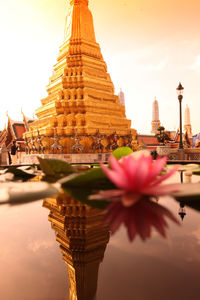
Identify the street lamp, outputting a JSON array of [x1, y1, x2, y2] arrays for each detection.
[[176, 82, 184, 149]]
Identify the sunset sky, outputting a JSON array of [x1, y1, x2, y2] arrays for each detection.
[[0, 0, 200, 134]]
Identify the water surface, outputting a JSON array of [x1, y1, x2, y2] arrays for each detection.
[[0, 172, 200, 300]]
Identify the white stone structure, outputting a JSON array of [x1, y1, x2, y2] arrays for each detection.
[[151, 97, 160, 134], [118, 88, 125, 106], [184, 104, 192, 138]]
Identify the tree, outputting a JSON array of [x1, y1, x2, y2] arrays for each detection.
[[155, 126, 170, 145]]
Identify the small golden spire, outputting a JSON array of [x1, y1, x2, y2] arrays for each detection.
[[70, 0, 88, 6]]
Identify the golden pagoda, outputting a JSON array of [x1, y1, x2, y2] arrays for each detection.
[[43, 193, 110, 300], [24, 0, 137, 153]]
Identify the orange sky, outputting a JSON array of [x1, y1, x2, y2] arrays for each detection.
[[0, 0, 200, 134]]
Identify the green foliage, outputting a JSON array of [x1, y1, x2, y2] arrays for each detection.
[[64, 187, 109, 209], [111, 147, 133, 160], [2, 149, 200, 213], [155, 126, 170, 144], [173, 182, 200, 211], [37, 147, 147, 208], [193, 170, 200, 176], [5, 167, 36, 181], [38, 157, 76, 182], [177, 164, 200, 172], [60, 167, 106, 186], [158, 126, 165, 132], [60, 167, 115, 209]]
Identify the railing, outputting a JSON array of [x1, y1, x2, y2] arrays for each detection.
[[168, 148, 200, 161]]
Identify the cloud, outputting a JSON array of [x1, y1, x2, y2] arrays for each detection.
[[188, 55, 200, 71], [192, 228, 200, 246], [141, 59, 167, 71], [27, 239, 55, 253], [107, 50, 167, 73]]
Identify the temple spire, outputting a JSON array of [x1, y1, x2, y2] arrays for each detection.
[[151, 97, 160, 134], [64, 0, 96, 43], [118, 88, 125, 106], [70, 0, 88, 5], [21, 109, 29, 132], [184, 104, 192, 138]]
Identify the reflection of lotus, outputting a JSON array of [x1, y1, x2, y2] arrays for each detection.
[[105, 197, 179, 241], [89, 153, 180, 240]]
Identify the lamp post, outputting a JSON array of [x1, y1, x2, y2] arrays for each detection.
[[176, 82, 184, 149]]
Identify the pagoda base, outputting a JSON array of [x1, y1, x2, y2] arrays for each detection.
[[21, 153, 111, 165]]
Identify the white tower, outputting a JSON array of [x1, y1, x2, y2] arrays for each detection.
[[184, 104, 192, 138], [118, 88, 125, 106], [151, 97, 160, 134]]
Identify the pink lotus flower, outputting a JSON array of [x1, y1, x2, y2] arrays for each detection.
[[105, 197, 179, 241], [89, 153, 180, 240], [99, 154, 180, 207]]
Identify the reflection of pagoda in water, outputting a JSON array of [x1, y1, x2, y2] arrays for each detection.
[[24, 0, 137, 154], [178, 201, 186, 221], [43, 193, 109, 300]]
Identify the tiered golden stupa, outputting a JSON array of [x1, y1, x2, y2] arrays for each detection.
[[43, 193, 110, 300], [24, 0, 137, 153]]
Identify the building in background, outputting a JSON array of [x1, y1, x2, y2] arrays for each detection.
[[118, 88, 125, 106], [184, 104, 192, 138], [137, 134, 159, 150], [151, 97, 160, 134], [0, 113, 34, 164], [193, 133, 200, 148]]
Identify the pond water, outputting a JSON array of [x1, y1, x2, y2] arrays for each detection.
[[0, 172, 200, 300]]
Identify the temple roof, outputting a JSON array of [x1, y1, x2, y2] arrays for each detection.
[[12, 123, 26, 139], [0, 114, 34, 148]]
